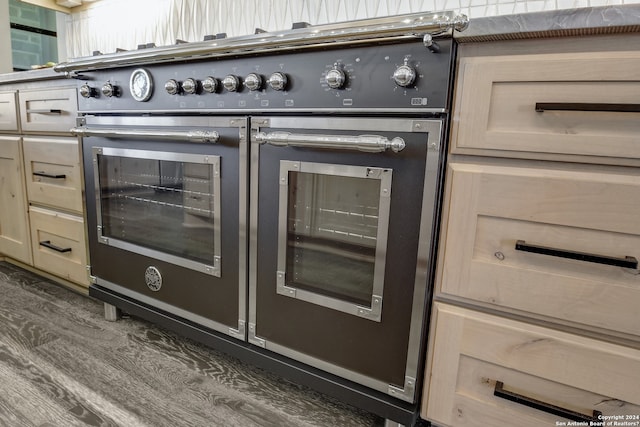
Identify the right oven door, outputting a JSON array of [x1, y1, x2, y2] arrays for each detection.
[[249, 116, 443, 402]]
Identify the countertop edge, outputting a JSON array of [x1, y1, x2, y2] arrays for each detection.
[[0, 68, 69, 85], [454, 4, 640, 42]]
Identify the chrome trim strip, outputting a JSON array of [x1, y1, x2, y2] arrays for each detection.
[[95, 277, 234, 336], [78, 107, 447, 115], [55, 12, 468, 72], [82, 115, 240, 128], [92, 147, 222, 277], [275, 160, 391, 322], [263, 337, 408, 401], [233, 117, 249, 340], [402, 118, 444, 402]]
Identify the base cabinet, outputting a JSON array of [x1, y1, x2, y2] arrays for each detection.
[[423, 303, 640, 427], [0, 136, 32, 264]]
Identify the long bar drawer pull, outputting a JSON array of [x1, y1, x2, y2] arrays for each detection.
[[494, 381, 602, 422], [33, 171, 66, 179], [515, 240, 638, 269], [26, 108, 63, 114], [254, 131, 405, 153], [535, 102, 640, 113], [39, 240, 72, 253], [70, 127, 220, 144]]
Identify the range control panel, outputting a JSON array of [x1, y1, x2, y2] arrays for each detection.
[[76, 39, 453, 113]]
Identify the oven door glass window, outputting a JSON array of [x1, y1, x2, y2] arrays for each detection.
[[277, 160, 391, 321], [94, 147, 221, 277]]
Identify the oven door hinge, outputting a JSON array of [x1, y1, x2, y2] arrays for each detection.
[[228, 320, 246, 340], [388, 376, 416, 403], [248, 322, 266, 348], [86, 265, 97, 285]]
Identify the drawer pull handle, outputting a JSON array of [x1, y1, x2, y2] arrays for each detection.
[[33, 171, 66, 179], [39, 240, 72, 253], [26, 108, 63, 115], [515, 240, 637, 269], [535, 102, 640, 113], [494, 381, 602, 422]]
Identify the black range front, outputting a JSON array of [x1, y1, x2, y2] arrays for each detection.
[[60, 11, 467, 424], [80, 115, 247, 339], [249, 116, 443, 402]]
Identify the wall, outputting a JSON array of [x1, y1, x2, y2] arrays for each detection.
[[63, 0, 640, 58], [0, 0, 11, 72]]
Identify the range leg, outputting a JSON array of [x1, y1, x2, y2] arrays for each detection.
[[104, 302, 121, 321]]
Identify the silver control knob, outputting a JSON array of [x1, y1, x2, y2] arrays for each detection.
[[267, 72, 287, 91], [325, 65, 346, 89], [244, 73, 263, 91], [222, 75, 240, 92], [79, 84, 97, 98], [182, 78, 198, 94], [165, 79, 180, 95], [201, 76, 218, 93], [101, 82, 118, 97], [393, 59, 417, 87]]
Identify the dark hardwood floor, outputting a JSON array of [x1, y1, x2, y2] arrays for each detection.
[[0, 261, 384, 427]]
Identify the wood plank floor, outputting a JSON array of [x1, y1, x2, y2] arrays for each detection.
[[0, 261, 385, 427]]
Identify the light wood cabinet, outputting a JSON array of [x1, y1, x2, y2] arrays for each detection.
[[0, 136, 32, 264], [422, 34, 640, 427], [18, 88, 77, 134], [0, 91, 18, 132], [425, 303, 640, 427]]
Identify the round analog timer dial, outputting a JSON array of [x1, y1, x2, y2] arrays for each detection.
[[129, 68, 153, 102]]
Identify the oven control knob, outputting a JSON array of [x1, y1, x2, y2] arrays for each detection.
[[79, 84, 97, 98], [244, 73, 263, 91], [393, 59, 417, 87], [164, 79, 180, 95], [325, 64, 346, 89], [182, 78, 198, 94], [201, 76, 218, 93], [101, 82, 118, 97], [267, 72, 288, 91], [222, 75, 240, 92]]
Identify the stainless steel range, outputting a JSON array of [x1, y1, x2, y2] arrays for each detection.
[[55, 11, 468, 426]]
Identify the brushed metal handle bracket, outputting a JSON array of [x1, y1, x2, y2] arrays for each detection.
[[494, 381, 602, 423], [39, 240, 72, 253], [535, 102, 640, 113]]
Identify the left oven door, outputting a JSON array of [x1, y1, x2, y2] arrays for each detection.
[[78, 115, 247, 339]]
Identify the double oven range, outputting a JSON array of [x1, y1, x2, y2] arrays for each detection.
[[56, 11, 467, 425]]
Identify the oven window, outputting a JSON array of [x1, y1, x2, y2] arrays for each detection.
[[277, 161, 391, 321], [94, 148, 221, 276]]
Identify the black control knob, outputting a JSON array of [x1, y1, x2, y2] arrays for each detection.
[[325, 64, 346, 89], [267, 72, 288, 91], [165, 79, 180, 95], [244, 73, 263, 91], [222, 75, 240, 92], [202, 76, 218, 93], [101, 82, 118, 97], [182, 78, 198, 94], [79, 84, 98, 98]]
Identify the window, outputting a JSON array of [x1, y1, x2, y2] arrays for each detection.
[[9, 0, 58, 71]]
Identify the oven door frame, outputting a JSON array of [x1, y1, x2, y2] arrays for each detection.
[[79, 115, 248, 340], [249, 116, 444, 402]]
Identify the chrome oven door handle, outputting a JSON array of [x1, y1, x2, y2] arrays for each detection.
[[254, 131, 405, 153], [70, 126, 220, 143]]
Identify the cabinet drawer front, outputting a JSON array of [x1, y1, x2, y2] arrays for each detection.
[[452, 50, 640, 161], [423, 303, 640, 427], [19, 88, 77, 134], [23, 137, 83, 213], [0, 91, 18, 132], [29, 207, 87, 287], [0, 137, 32, 264], [439, 162, 640, 337]]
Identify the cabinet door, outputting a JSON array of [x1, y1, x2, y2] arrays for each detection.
[[0, 136, 32, 264]]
